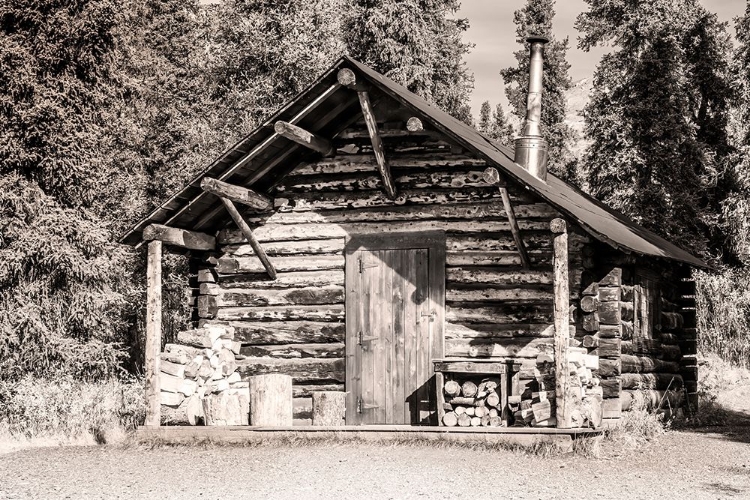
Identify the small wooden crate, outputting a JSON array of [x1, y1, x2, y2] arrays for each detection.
[[433, 359, 522, 427]]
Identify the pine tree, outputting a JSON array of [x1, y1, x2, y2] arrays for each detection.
[[490, 103, 515, 148], [478, 101, 492, 135], [576, 0, 735, 258], [500, 0, 575, 179], [343, 0, 474, 120]]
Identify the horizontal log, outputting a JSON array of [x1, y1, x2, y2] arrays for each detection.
[[598, 287, 621, 302], [599, 378, 621, 398], [275, 170, 494, 193], [236, 357, 345, 384], [292, 384, 345, 398], [661, 312, 684, 330], [217, 220, 552, 244], [621, 389, 683, 411], [142, 224, 215, 251], [293, 397, 313, 420], [208, 270, 344, 289], [602, 398, 622, 419], [621, 355, 681, 374], [620, 373, 683, 390], [273, 188, 522, 212], [447, 268, 553, 286], [221, 239, 344, 257], [659, 333, 679, 345], [248, 201, 558, 225], [446, 305, 552, 324], [447, 234, 553, 252], [446, 251, 552, 267], [215, 305, 345, 322], [621, 340, 681, 360], [231, 321, 345, 345], [214, 285, 344, 307], [241, 342, 345, 359], [289, 154, 488, 176], [598, 301, 621, 325], [214, 255, 344, 274], [444, 337, 553, 358], [596, 358, 621, 378], [200, 177, 272, 211], [445, 322, 556, 339], [591, 338, 621, 358], [447, 287, 554, 303]]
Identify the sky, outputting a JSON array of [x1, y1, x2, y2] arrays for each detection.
[[459, 0, 748, 116]]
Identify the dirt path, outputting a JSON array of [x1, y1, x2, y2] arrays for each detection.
[[1, 425, 749, 500]]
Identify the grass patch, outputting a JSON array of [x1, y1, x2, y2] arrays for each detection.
[[0, 376, 144, 451]]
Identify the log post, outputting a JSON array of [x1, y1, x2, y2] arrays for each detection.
[[551, 218, 572, 428], [145, 240, 162, 426], [220, 197, 277, 279]]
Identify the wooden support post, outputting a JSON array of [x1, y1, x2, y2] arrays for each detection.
[[551, 218, 572, 428], [337, 68, 397, 199], [274, 121, 333, 156], [220, 198, 277, 279], [142, 224, 215, 251], [200, 177, 272, 211], [145, 240, 162, 427], [483, 167, 530, 269]]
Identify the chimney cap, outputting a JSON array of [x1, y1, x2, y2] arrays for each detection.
[[526, 34, 549, 45]]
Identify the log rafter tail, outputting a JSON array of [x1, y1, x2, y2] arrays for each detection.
[[274, 121, 334, 156], [200, 177, 273, 212], [337, 68, 397, 199], [483, 167, 530, 269], [219, 197, 277, 280], [142, 223, 216, 251]]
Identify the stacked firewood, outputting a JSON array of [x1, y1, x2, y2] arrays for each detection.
[[159, 324, 249, 425], [441, 377, 505, 427], [510, 347, 602, 428]]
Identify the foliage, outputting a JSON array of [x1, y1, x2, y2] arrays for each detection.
[[694, 268, 750, 368], [0, 376, 144, 445], [478, 101, 492, 136], [500, 0, 575, 180], [490, 103, 515, 148], [343, 0, 474, 120], [576, 0, 736, 259]]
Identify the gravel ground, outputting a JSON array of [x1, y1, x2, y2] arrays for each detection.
[[1, 425, 749, 500]]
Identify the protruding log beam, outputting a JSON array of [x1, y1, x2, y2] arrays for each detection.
[[142, 224, 216, 251], [200, 177, 272, 211], [220, 198, 277, 280], [274, 121, 333, 156], [406, 116, 424, 132], [551, 218, 572, 429], [145, 240, 162, 427], [336, 68, 397, 199], [483, 167, 530, 269]]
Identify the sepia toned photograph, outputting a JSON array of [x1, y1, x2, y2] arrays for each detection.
[[1, 0, 749, 498]]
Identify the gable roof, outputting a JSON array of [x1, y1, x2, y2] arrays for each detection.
[[120, 56, 707, 269]]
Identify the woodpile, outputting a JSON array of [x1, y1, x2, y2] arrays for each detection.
[[510, 348, 602, 428], [159, 324, 248, 425], [440, 376, 505, 427]]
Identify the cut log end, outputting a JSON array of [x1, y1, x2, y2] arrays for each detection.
[[482, 166, 502, 186], [550, 218, 567, 234]]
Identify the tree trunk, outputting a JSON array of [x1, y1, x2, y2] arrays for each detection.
[[248, 374, 293, 426], [311, 391, 346, 426]]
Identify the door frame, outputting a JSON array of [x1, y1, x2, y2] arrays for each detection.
[[344, 231, 446, 424]]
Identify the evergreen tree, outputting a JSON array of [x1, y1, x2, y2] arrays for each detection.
[[343, 0, 474, 120], [576, 0, 735, 258], [478, 101, 492, 135], [0, 0, 131, 379], [490, 103, 515, 148], [500, 0, 575, 179]]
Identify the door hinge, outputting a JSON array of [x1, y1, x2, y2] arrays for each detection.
[[358, 330, 378, 345], [356, 396, 378, 413], [359, 258, 379, 273]]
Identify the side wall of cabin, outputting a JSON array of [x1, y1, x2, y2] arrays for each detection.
[[187, 119, 591, 425]]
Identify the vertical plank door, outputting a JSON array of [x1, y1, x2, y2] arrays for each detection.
[[346, 247, 437, 425]]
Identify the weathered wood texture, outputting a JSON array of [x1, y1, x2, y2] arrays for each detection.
[[145, 240, 162, 427], [248, 374, 293, 426], [143, 224, 215, 251], [187, 122, 594, 421], [200, 177, 272, 211], [551, 219, 572, 429]]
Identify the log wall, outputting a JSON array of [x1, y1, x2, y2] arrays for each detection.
[[183, 121, 593, 425]]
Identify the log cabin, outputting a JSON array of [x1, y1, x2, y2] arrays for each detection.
[[122, 37, 707, 432]]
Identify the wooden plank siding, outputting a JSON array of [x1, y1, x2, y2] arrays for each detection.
[[191, 120, 588, 425]]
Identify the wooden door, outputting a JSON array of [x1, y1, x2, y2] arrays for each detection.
[[345, 238, 444, 425]]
